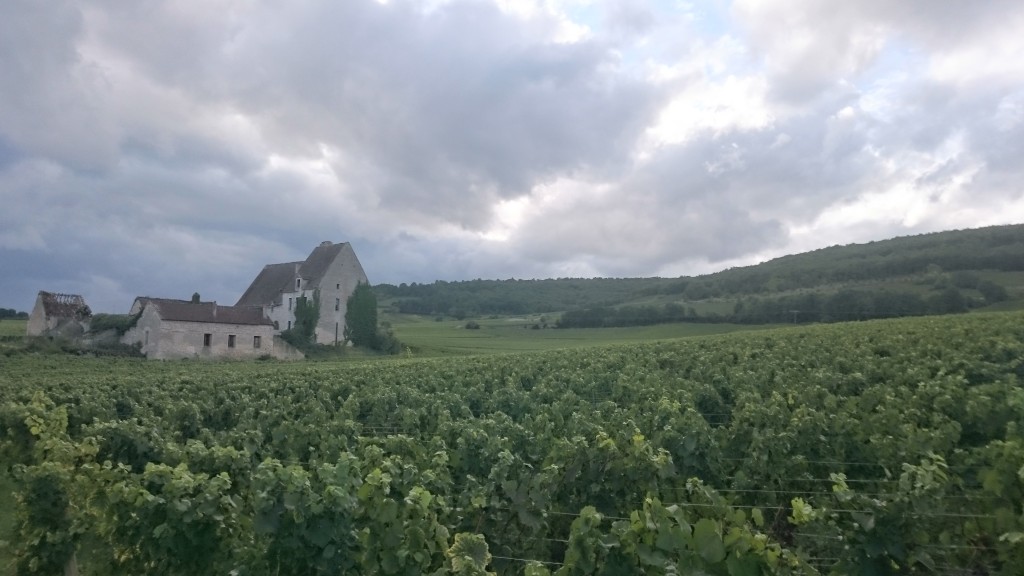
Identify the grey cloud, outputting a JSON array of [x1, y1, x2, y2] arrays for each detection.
[[603, 0, 656, 39], [0, 0, 120, 171], [206, 1, 666, 227], [2, 0, 1024, 312], [73, 0, 667, 231]]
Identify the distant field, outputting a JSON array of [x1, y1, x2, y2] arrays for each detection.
[[0, 319, 25, 337], [385, 313, 781, 356]]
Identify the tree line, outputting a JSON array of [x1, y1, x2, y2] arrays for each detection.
[[556, 282, 1007, 328], [377, 224, 1024, 319], [0, 308, 28, 320]]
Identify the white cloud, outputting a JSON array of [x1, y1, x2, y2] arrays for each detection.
[[646, 74, 772, 146]]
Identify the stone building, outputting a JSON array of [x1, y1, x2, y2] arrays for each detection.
[[26, 291, 90, 337], [122, 297, 299, 360], [236, 241, 369, 345]]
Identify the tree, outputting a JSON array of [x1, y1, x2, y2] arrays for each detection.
[[977, 280, 1009, 304], [345, 283, 378, 348], [290, 289, 321, 345]]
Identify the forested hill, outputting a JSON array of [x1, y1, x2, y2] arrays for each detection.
[[375, 224, 1024, 320], [704, 223, 1024, 293]]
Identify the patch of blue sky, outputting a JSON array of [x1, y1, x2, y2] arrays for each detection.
[[852, 37, 926, 121], [679, 0, 733, 38]]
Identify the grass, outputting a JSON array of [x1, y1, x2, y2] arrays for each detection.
[[385, 313, 781, 356], [0, 320, 25, 338]]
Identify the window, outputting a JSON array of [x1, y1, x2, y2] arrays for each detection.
[[253, 335, 261, 349], [203, 333, 211, 347], [228, 334, 236, 348], [288, 297, 293, 311], [287, 320, 292, 330], [335, 297, 340, 311], [296, 278, 301, 289], [336, 283, 340, 289]]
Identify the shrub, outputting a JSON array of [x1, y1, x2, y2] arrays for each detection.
[[89, 313, 141, 336]]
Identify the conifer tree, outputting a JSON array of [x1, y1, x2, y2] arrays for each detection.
[[345, 283, 377, 348]]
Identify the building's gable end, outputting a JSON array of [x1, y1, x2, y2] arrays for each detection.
[[27, 291, 89, 337], [313, 243, 370, 344], [26, 293, 48, 336]]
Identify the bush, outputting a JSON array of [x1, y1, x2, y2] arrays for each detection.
[[373, 327, 405, 355], [464, 321, 480, 330], [89, 313, 141, 336]]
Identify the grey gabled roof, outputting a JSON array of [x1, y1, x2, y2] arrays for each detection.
[[235, 242, 354, 306], [137, 297, 272, 326], [298, 242, 347, 286], [235, 262, 300, 307]]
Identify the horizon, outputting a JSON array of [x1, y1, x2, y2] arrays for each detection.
[[5, 222, 1017, 314]]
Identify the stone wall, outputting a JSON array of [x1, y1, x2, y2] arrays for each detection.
[[26, 294, 48, 336], [315, 243, 368, 345], [125, 306, 292, 360]]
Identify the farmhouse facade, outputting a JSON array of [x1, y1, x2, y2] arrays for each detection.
[[237, 241, 369, 345], [122, 297, 300, 360], [26, 291, 90, 337]]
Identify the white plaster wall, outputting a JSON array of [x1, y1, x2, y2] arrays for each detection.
[[266, 299, 295, 332]]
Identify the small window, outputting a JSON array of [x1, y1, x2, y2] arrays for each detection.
[[296, 278, 301, 289], [253, 335, 261, 349], [203, 333, 211, 347], [228, 334, 236, 348], [336, 283, 340, 289], [287, 320, 292, 330], [335, 297, 340, 311], [288, 297, 293, 311]]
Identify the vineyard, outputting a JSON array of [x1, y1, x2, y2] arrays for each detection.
[[2, 313, 1024, 574]]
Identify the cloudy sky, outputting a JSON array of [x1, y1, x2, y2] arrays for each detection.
[[2, 0, 1024, 312]]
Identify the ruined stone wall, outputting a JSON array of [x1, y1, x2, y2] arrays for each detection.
[[26, 294, 48, 336]]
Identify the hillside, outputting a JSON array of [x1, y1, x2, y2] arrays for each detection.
[[376, 224, 1024, 325]]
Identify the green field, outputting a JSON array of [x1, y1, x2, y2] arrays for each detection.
[[0, 319, 25, 338], [2, 312, 1023, 574], [385, 313, 780, 356]]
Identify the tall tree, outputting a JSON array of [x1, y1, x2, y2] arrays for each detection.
[[293, 289, 321, 344], [345, 283, 377, 348]]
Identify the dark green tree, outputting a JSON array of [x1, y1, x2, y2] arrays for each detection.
[[345, 283, 378, 348], [977, 280, 1009, 304], [292, 289, 321, 345]]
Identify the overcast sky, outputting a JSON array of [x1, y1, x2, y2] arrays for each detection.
[[2, 0, 1024, 312]]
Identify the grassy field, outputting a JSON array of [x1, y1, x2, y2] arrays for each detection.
[[0, 319, 25, 338], [385, 313, 780, 356]]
